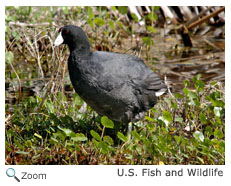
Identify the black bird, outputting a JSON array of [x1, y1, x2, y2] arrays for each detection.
[[54, 25, 167, 123]]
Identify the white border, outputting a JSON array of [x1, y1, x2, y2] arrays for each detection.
[[1, 1, 229, 186], [225, 5, 230, 170]]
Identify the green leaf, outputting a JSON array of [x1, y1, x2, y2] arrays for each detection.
[[214, 107, 222, 117], [71, 133, 88, 142], [73, 93, 83, 106], [145, 116, 154, 122], [158, 116, 169, 127], [193, 131, 204, 142], [101, 116, 114, 128], [131, 13, 139, 22], [25, 140, 32, 147], [87, 18, 94, 28], [103, 136, 114, 145], [132, 131, 140, 140], [197, 156, 205, 164], [58, 127, 73, 137], [192, 74, 202, 82], [118, 6, 128, 15], [183, 87, 189, 95], [34, 133, 42, 139], [199, 112, 207, 124], [98, 141, 109, 154], [32, 154, 41, 160], [5, 51, 14, 64], [71, 136, 87, 142], [62, 6, 69, 14], [187, 91, 197, 99], [111, 6, 117, 12], [51, 137, 58, 143], [117, 132, 127, 142], [15, 151, 29, 155], [184, 80, 190, 87], [195, 80, 205, 92], [147, 123, 155, 132], [193, 99, 201, 106], [94, 17, 105, 26], [142, 37, 153, 46], [116, 20, 124, 29], [12, 30, 21, 40], [90, 130, 101, 141], [87, 6, 94, 19], [45, 101, 54, 113], [175, 93, 184, 99], [171, 100, 177, 109], [163, 110, 172, 123], [174, 135, 181, 144], [14, 139, 24, 150], [147, 26, 156, 33], [174, 117, 183, 123], [214, 129, 224, 139], [205, 126, 213, 136], [147, 11, 158, 22], [207, 92, 225, 107], [108, 20, 115, 29]]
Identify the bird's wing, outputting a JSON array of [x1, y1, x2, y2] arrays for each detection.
[[90, 51, 166, 94]]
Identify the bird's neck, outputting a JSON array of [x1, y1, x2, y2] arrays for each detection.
[[68, 40, 90, 55]]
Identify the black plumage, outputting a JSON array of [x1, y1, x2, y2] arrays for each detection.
[[54, 25, 167, 123]]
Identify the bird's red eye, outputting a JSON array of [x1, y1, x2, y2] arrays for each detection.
[[65, 30, 70, 34]]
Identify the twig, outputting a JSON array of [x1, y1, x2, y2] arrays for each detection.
[[37, 44, 56, 110], [160, 6, 178, 24], [187, 6, 225, 30], [203, 38, 220, 50], [101, 126, 105, 140], [9, 62, 22, 101], [185, 6, 214, 26], [165, 75, 174, 98], [8, 21, 57, 27], [34, 34, 44, 78]]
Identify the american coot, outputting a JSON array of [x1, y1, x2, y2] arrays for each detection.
[[54, 25, 167, 123]]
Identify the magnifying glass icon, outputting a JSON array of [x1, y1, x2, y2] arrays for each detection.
[[6, 168, 20, 182]]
